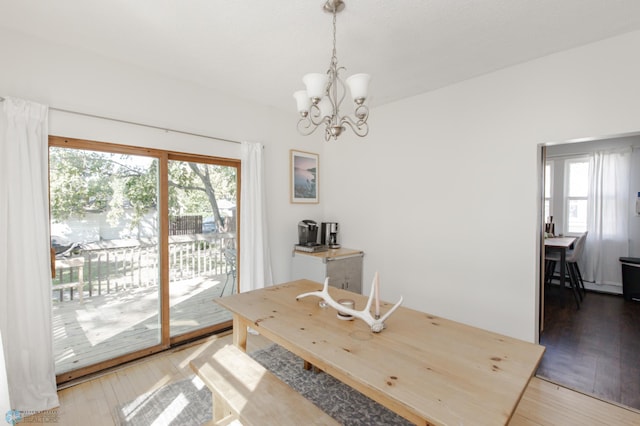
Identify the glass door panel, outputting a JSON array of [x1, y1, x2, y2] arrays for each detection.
[[167, 158, 237, 338], [49, 146, 161, 375]]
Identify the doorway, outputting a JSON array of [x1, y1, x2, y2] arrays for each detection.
[[536, 135, 640, 410]]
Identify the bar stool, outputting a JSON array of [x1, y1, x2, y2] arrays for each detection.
[[544, 246, 582, 309], [566, 232, 588, 298]]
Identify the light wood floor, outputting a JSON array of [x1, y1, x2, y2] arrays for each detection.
[[21, 329, 640, 426], [24, 332, 269, 425]]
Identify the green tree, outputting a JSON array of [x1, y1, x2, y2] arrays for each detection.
[[166, 161, 236, 231], [49, 147, 235, 232]]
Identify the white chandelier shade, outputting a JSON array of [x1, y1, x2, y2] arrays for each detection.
[[302, 73, 329, 100], [293, 90, 311, 115], [345, 73, 371, 103]]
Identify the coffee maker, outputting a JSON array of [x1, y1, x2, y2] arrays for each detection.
[[321, 222, 340, 249], [298, 220, 319, 246]]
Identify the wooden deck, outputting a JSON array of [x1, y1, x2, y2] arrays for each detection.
[[53, 273, 235, 374]]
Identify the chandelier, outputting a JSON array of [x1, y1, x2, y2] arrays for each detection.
[[293, 0, 371, 141]]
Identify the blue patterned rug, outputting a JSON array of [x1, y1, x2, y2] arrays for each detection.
[[252, 344, 412, 426], [116, 344, 411, 425]]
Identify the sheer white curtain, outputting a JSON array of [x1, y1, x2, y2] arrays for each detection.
[[582, 148, 631, 287], [239, 141, 273, 292], [0, 97, 59, 411]]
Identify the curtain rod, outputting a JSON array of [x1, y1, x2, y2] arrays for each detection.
[[0, 95, 242, 145]]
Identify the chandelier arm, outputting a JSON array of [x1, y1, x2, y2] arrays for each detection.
[[353, 103, 369, 121], [307, 104, 329, 127], [333, 67, 347, 114], [325, 75, 338, 126], [340, 116, 369, 137], [324, 128, 333, 142], [297, 117, 321, 136]]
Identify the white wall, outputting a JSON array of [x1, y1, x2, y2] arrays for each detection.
[[0, 27, 322, 285], [323, 31, 640, 342]]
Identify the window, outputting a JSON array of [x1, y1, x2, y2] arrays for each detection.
[[544, 162, 553, 222], [565, 158, 589, 234]]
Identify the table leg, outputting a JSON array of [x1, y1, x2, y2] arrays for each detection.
[[232, 314, 248, 352]]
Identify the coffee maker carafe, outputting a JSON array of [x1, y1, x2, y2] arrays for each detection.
[[321, 222, 340, 249]]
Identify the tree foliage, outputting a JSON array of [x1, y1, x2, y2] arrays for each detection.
[[49, 147, 236, 230]]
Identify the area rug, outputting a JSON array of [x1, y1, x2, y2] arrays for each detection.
[[252, 344, 412, 426], [115, 344, 412, 425]]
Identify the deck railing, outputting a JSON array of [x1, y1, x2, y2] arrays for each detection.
[[52, 233, 235, 301]]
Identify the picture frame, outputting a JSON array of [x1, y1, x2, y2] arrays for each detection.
[[290, 149, 319, 204]]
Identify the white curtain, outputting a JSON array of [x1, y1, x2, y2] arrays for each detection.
[[582, 148, 631, 287], [239, 141, 273, 292], [0, 329, 10, 422], [0, 97, 59, 411]]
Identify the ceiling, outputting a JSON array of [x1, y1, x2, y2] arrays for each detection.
[[2, 0, 640, 113]]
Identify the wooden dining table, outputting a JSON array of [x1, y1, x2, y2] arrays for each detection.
[[216, 279, 545, 425], [544, 236, 577, 307]]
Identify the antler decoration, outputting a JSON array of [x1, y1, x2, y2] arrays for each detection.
[[296, 273, 403, 333]]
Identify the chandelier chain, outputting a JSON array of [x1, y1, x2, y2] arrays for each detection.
[[330, 7, 338, 68]]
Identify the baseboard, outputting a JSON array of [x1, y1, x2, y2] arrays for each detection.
[[584, 282, 622, 295], [547, 280, 623, 296]]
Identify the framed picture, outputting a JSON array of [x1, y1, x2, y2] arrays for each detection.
[[290, 149, 319, 203]]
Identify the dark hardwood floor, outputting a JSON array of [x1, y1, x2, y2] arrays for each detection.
[[538, 287, 640, 410]]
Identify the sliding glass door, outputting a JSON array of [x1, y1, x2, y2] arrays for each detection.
[[167, 155, 237, 340], [50, 143, 162, 380], [49, 137, 239, 382]]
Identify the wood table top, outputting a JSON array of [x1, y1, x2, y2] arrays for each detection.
[[216, 280, 545, 426], [544, 236, 577, 249]]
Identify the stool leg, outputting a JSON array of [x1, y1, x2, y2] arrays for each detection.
[[567, 265, 581, 309], [574, 262, 586, 297], [545, 260, 556, 286]]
